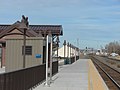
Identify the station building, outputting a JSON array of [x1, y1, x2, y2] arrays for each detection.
[[0, 16, 63, 72]]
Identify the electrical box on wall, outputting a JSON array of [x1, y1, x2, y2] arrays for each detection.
[[36, 54, 42, 58]]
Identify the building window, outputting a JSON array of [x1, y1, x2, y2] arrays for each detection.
[[22, 46, 32, 55]]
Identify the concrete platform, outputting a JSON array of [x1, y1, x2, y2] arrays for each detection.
[[34, 59, 89, 90], [0, 67, 5, 73]]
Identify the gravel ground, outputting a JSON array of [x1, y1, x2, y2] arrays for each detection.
[[94, 56, 120, 72]]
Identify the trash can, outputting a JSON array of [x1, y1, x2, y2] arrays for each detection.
[[69, 58, 71, 64], [64, 58, 69, 65]]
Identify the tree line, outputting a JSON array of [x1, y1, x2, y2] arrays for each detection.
[[105, 41, 120, 55]]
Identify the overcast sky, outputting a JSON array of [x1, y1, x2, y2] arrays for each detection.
[[1, 0, 120, 49]]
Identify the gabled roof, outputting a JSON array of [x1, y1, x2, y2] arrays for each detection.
[[0, 23, 63, 38], [0, 23, 37, 38]]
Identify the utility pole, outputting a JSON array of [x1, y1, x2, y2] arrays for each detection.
[[67, 42, 69, 58], [77, 38, 79, 47], [56, 36, 59, 61], [77, 38, 80, 58]]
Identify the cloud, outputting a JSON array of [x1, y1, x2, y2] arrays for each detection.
[[1, 0, 120, 49], [0, 0, 102, 10], [110, 11, 120, 15], [81, 17, 101, 20]]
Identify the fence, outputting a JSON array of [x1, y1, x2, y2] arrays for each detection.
[[52, 61, 58, 75], [0, 61, 58, 90], [70, 56, 79, 64]]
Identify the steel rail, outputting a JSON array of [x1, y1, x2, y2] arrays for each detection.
[[91, 57, 120, 89]]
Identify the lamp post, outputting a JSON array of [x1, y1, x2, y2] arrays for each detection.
[[19, 22, 28, 68], [67, 42, 69, 58], [70, 44, 71, 58], [56, 36, 60, 61], [75, 47, 76, 62], [63, 40, 66, 58]]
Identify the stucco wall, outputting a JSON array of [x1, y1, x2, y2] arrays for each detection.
[[55, 45, 79, 57], [5, 37, 44, 72]]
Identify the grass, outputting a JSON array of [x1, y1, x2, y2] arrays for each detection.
[[117, 65, 120, 68], [110, 61, 116, 65]]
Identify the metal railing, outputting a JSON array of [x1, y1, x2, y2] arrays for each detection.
[[70, 56, 79, 64], [52, 61, 58, 75], [0, 61, 58, 90]]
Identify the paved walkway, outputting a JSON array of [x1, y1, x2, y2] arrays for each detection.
[[0, 67, 5, 73], [34, 59, 89, 90]]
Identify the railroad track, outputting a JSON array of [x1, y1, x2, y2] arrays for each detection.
[[93, 56, 120, 73], [101, 56, 120, 64], [90, 56, 120, 90]]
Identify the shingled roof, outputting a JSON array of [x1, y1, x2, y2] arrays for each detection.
[[0, 24, 63, 38], [29, 25, 63, 35]]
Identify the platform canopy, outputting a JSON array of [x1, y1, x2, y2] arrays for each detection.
[[0, 15, 63, 39], [0, 24, 63, 38]]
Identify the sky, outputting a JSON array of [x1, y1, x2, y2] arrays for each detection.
[[1, 0, 120, 49]]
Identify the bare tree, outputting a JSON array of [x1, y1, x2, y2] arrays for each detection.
[[105, 41, 120, 55]]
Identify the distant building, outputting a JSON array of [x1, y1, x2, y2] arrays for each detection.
[[54, 41, 80, 58]]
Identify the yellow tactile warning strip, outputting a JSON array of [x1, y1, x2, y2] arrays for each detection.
[[88, 59, 109, 90]]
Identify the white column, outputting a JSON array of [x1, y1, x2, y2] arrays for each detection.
[[45, 35, 49, 86], [50, 36, 53, 82], [75, 48, 76, 61], [79, 49, 80, 59], [66, 45, 67, 57]]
